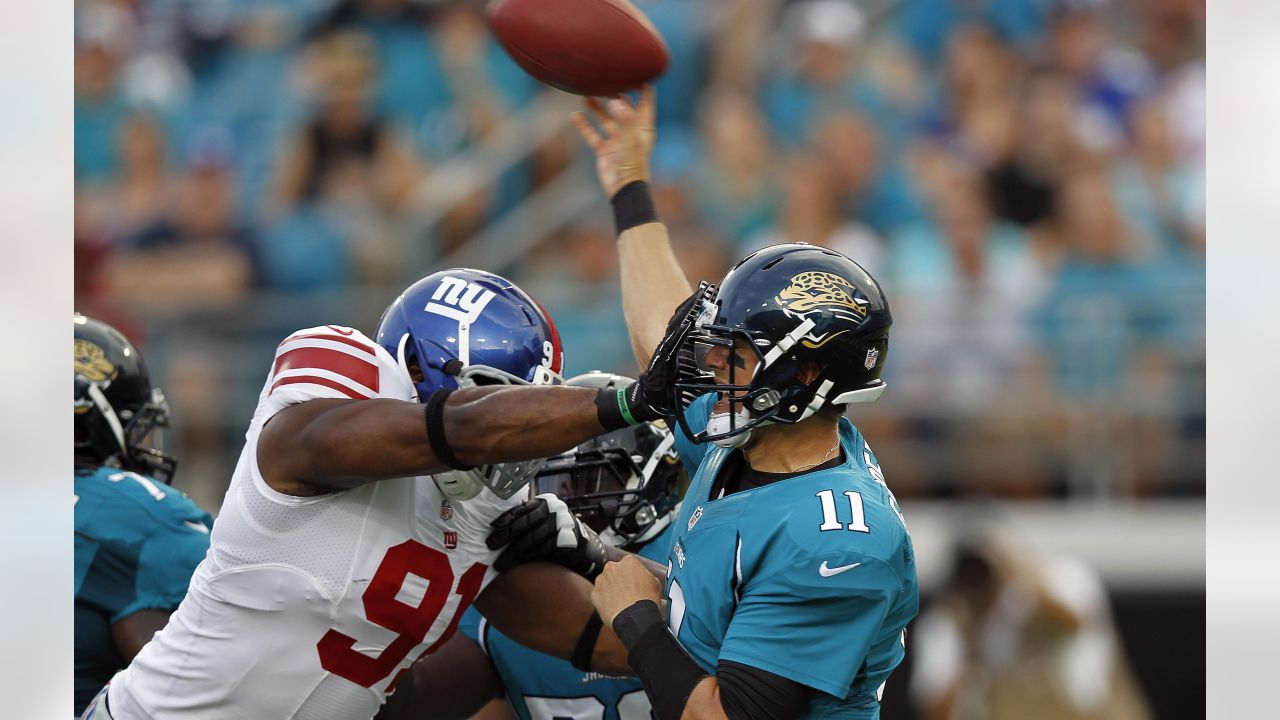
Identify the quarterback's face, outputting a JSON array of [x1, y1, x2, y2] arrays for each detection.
[[700, 341, 758, 415]]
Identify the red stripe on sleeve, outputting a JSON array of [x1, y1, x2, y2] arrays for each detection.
[[270, 375, 372, 400], [273, 346, 380, 394]]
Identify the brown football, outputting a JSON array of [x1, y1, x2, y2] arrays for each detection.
[[486, 0, 669, 96]]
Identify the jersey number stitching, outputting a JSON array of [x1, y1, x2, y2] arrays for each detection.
[[316, 540, 486, 689]]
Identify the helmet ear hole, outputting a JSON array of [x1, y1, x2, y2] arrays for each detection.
[[797, 360, 822, 384]]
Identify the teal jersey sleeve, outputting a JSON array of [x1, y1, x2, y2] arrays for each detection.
[[671, 393, 716, 471], [75, 468, 213, 712], [719, 553, 902, 699], [75, 468, 213, 621]]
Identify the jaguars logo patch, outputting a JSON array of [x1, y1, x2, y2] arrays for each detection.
[[774, 271, 868, 321], [75, 340, 117, 383], [74, 340, 117, 414]]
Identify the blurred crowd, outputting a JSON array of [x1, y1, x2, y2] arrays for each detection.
[[73, 0, 1205, 509]]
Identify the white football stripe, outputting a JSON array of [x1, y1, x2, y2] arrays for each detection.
[[275, 337, 378, 362]]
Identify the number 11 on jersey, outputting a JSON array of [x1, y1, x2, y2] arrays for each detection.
[[816, 489, 870, 533]]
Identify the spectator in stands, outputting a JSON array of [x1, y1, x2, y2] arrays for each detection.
[[813, 109, 925, 235], [886, 162, 1047, 495], [893, 0, 1050, 67], [1110, 99, 1203, 260], [747, 152, 884, 275], [273, 30, 424, 215], [1035, 166, 1170, 396], [523, 216, 632, 376], [75, 0, 133, 182], [102, 112, 175, 241], [984, 70, 1085, 237], [103, 128, 259, 309], [1044, 0, 1153, 153], [911, 531, 1152, 720], [762, 0, 869, 146], [691, 90, 779, 244]]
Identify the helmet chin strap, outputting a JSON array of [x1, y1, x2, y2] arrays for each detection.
[[433, 470, 486, 501], [707, 407, 756, 448]]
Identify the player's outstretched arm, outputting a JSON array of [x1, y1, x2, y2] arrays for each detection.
[[259, 326, 696, 495], [573, 87, 692, 368], [258, 386, 609, 495]]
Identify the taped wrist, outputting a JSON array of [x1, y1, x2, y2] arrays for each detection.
[[424, 389, 475, 471], [613, 600, 706, 720], [595, 386, 639, 432], [611, 181, 658, 235], [570, 611, 603, 672]]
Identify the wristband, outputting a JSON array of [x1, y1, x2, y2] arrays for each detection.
[[595, 386, 638, 432], [424, 389, 476, 471], [611, 181, 658, 235], [570, 611, 604, 672], [612, 600, 706, 720]]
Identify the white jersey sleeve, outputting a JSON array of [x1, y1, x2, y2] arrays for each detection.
[[261, 325, 413, 419]]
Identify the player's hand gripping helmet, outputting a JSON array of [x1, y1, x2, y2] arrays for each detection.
[[533, 372, 685, 548], [375, 268, 565, 500], [675, 243, 891, 447], [74, 314, 178, 482]]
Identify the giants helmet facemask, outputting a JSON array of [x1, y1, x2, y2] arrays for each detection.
[[533, 372, 684, 548], [375, 268, 565, 500], [674, 243, 892, 447], [74, 313, 178, 482]]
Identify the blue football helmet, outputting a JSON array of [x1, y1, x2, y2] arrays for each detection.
[[375, 268, 565, 500]]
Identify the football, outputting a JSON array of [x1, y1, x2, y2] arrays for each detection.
[[486, 0, 669, 96]]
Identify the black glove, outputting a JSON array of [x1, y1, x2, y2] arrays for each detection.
[[598, 282, 715, 429], [487, 493, 608, 580]]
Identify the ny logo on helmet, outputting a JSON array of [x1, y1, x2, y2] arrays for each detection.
[[426, 276, 496, 325], [774, 272, 868, 321]]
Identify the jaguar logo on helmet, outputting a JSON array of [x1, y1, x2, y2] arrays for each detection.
[[774, 271, 869, 321], [74, 340, 118, 414], [75, 340, 118, 383]]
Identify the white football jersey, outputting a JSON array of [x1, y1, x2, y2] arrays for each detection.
[[107, 326, 525, 720]]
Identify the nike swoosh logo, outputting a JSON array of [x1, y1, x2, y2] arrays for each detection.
[[819, 561, 861, 577], [184, 520, 210, 534]]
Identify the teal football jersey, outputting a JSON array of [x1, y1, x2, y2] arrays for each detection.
[[666, 395, 918, 719], [73, 467, 213, 714], [458, 523, 675, 720]]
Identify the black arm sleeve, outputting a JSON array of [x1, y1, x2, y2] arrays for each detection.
[[716, 659, 815, 720]]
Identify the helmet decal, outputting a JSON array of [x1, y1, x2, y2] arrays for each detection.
[[424, 275, 498, 367], [774, 271, 869, 320], [425, 275, 497, 324], [75, 340, 118, 384]]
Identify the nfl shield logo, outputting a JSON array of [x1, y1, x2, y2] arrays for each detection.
[[864, 347, 880, 371], [688, 506, 703, 532], [439, 500, 453, 521], [443, 531, 458, 550]]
